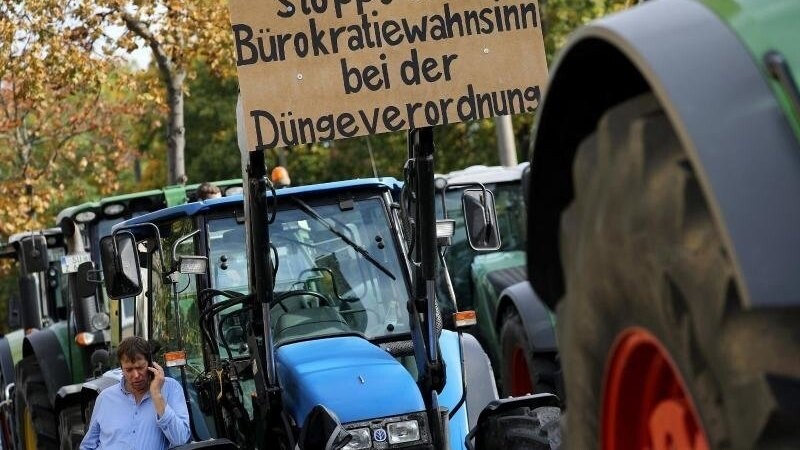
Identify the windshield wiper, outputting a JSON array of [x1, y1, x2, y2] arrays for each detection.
[[292, 198, 396, 280]]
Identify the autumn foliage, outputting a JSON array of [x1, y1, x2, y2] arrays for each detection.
[[0, 2, 144, 237], [87, 0, 236, 185], [0, 1, 234, 239]]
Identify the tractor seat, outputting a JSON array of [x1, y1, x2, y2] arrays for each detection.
[[273, 306, 351, 344]]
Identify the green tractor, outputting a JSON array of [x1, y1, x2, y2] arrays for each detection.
[[435, 164, 561, 400], [526, 0, 800, 448], [0, 229, 69, 450], [9, 180, 242, 450]]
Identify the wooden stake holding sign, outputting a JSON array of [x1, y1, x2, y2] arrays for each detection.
[[229, 0, 548, 150]]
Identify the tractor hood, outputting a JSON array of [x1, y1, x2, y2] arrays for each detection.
[[276, 336, 425, 425]]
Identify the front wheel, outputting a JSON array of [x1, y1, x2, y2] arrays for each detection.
[[475, 406, 561, 450], [558, 94, 800, 449]]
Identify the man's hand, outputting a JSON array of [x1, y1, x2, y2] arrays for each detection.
[[148, 362, 167, 417], [148, 361, 166, 394]]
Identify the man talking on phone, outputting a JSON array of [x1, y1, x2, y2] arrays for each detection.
[[80, 336, 191, 449]]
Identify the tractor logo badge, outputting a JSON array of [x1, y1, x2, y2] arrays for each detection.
[[373, 428, 387, 442]]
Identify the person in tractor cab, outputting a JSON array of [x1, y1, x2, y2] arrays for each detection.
[[80, 336, 191, 450], [197, 181, 222, 200]]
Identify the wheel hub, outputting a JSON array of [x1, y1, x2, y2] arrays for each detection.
[[602, 327, 709, 450]]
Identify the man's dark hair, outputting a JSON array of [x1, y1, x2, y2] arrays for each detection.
[[197, 182, 221, 200], [117, 336, 151, 363]]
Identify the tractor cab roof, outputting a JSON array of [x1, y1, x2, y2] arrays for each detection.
[[113, 177, 402, 232], [1, 228, 66, 261], [436, 162, 529, 186]]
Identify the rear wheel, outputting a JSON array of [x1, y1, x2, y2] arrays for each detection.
[[499, 311, 557, 397], [559, 94, 800, 449], [15, 356, 57, 450]]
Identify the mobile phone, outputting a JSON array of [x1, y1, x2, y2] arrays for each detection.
[[146, 350, 154, 384]]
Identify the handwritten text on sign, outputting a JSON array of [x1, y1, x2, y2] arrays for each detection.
[[229, 0, 548, 150]]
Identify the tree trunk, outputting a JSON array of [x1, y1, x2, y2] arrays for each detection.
[[167, 70, 186, 185], [494, 115, 518, 167], [118, 10, 187, 186]]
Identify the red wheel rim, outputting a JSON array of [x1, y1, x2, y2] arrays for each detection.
[[602, 327, 710, 450], [510, 346, 534, 396]]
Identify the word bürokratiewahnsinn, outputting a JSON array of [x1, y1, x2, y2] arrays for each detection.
[[233, 1, 539, 65]]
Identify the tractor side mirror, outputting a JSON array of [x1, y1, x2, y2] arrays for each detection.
[[18, 275, 42, 330], [19, 235, 48, 274], [75, 261, 98, 298], [100, 232, 143, 300], [462, 188, 501, 251]]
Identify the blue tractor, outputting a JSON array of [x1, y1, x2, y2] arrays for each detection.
[[95, 126, 561, 449]]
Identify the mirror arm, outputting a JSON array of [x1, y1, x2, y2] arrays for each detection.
[[482, 187, 493, 231], [172, 229, 202, 270]]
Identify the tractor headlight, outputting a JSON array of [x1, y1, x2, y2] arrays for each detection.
[[344, 412, 429, 449], [90, 312, 111, 331], [387, 420, 420, 444], [343, 428, 371, 450], [74, 210, 97, 223]]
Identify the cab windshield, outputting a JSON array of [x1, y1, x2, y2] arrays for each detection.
[[207, 196, 410, 351]]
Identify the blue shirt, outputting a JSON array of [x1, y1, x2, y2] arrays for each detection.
[[80, 374, 191, 450]]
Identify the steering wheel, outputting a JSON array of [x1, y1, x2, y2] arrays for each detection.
[[272, 289, 334, 312], [298, 267, 332, 282]]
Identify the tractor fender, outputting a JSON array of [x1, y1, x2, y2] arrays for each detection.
[[80, 369, 121, 400], [459, 332, 499, 432], [528, 0, 800, 310], [54, 382, 84, 414], [22, 326, 72, 406], [437, 329, 499, 447], [495, 281, 557, 353]]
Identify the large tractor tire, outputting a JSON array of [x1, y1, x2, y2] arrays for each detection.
[[499, 311, 557, 397], [58, 406, 84, 450], [558, 93, 800, 449], [15, 356, 57, 450]]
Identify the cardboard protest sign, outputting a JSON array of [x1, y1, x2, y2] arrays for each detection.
[[229, 0, 548, 150]]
